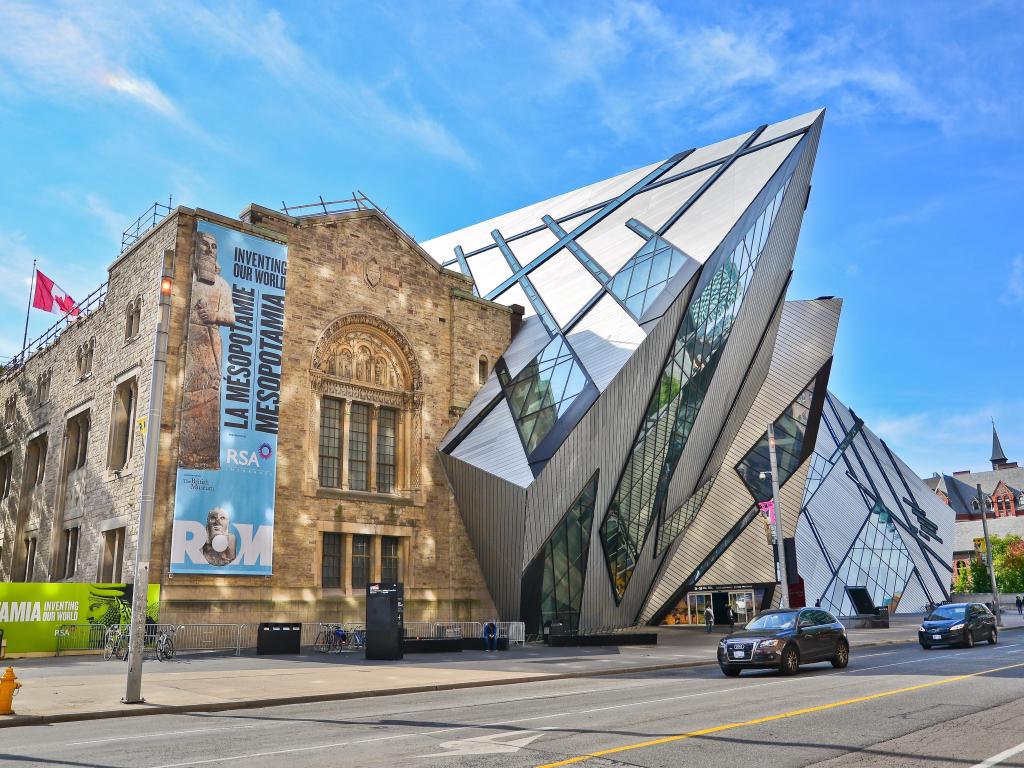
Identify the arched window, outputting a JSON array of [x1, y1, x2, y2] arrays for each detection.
[[125, 297, 141, 340], [107, 377, 137, 472], [312, 316, 422, 497], [972, 498, 979, 511], [478, 355, 488, 385]]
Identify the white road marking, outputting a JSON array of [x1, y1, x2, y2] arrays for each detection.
[[420, 729, 549, 757], [970, 739, 1024, 767], [144, 645, 1021, 768], [68, 725, 255, 745], [855, 652, 895, 658]]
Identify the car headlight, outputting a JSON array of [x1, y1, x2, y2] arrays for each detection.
[[718, 640, 727, 648], [757, 638, 782, 650], [949, 623, 965, 631], [918, 626, 926, 632]]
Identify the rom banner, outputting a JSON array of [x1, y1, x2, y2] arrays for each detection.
[[170, 220, 287, 575], [0, 583, 160, 655]]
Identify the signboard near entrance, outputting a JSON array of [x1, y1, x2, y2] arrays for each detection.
[[169, 221, 288, 575]]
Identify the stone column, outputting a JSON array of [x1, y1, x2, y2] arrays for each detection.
[[343, 533, 353, 594], [372, 534, 382, 583], [341, 399, 352, 490]]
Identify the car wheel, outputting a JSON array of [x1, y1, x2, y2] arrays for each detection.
[[779, 644, 800, 676], [989, 628, 998, 645], [720, 665, 741, 677], [831, 639, 849, 668], [964, 629, 975, 648], [919, 641, 932, 650]]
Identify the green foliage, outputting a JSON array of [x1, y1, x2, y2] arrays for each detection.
[[991, 534, 1024, 593], [953, 564, 973, 594], [970, 557, 992, 593]]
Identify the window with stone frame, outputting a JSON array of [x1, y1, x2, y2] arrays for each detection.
[[478, 355, 488, 384], [381, 535, 400, 583], [100, 527, 125, 582], [0, 452, 12, 499], [64, 411, 90, 472], [36, 370, 51, 405], [321, 532, 343, 588], [4, 395, 15, 425], [22, 536, 37, 582], [24, 433, 47, 490], [57, 525, 79, 580], [318, 397, 343, 488], [348, 402, 370, 491], [351, 533, 371, 590], [311, 316, 421, 498], [107, 377, 137, 472], [77, 338, 95, 378], [125, 297, 142, 341]]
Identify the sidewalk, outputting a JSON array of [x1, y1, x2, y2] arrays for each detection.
[[4, 612, 1022, 726]]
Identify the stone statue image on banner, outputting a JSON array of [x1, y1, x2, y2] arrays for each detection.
[[179, 231, 235, 469], [201, 508, 237, 565]]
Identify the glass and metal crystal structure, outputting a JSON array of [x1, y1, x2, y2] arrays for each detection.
[[427, 108, 949, 632]]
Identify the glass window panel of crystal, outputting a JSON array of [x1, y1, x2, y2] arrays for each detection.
[[352, 534, 371, 590], [540, 476, 597, 633], [381, 535, 400, 583], [322, 532, 343, 588], [376, 407, 397, 493], [319, 397, 342, 488], [600, 171, 794, 599], [348, 403, 370, 491]]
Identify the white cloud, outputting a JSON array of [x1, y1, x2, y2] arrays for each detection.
[[0, 2, 181, 119], [1004, 254, 1024, 304]]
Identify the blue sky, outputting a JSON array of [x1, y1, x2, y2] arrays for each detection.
[[0, 1, 1021, 477]]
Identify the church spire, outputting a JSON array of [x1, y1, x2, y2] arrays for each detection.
[[991, 418, 1008, 469]]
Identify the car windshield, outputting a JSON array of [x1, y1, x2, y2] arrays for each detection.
[[745, 612, 797, 631], [926, 605, 966, 621]]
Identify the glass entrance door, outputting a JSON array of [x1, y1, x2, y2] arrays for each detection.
[[729, 590, 755, 624], [687, 593, 711, 625]]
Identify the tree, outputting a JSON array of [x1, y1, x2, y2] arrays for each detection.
[[992, 534, 1024, 593], [970, 557, 992, 594], [953, 564, 973, 594]]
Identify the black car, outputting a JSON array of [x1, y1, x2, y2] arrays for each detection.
[[918, 602, 997, 649], [717, 608, 848, 677]]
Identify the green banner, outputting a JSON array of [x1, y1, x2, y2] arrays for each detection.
[[0, 583, 160, 654]]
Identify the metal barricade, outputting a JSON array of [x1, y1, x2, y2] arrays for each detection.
[[403, 621, 435, 639], [55, 623, 108, 656], [496, 621, 526, 646], [431, 621, 483, 639]]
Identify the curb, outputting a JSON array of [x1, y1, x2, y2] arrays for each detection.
[[3, 628, 1021, 728]]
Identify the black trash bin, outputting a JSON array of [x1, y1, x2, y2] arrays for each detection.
[[544, 620, 565, 644], [257, 622, 302, 655]]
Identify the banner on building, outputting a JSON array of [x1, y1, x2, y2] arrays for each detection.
[[170, 220, 288, 574], [0, 582, 160, 655]]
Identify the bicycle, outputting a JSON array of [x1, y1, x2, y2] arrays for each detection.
[[103, 625, 128, 661], [156, 625, 181, 661]]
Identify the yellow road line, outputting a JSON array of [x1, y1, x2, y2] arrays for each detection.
[[535, 660, 1024, 767]]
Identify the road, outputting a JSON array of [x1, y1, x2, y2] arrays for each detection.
[[4, 638, 1024, 768]]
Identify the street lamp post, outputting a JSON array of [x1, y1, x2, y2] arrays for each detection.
[[124, 256, 174, 704], [767, 424, 789, 610], [976, 483, 1002, 628]]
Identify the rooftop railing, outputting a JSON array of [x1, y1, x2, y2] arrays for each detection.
[[121, 196, 173, 253], [281, 191, 415, 242]]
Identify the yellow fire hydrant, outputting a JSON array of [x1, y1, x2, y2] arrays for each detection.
[[0, 667, 22, 715]]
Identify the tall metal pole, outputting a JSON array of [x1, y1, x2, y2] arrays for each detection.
[[977, 483, 1002, 628], [124, 253, 174, 703], [21, 260, 37, 356], [769, 423, 790, 609]]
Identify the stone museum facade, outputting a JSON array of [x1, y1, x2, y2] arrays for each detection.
[[0, 202, 513, 623]]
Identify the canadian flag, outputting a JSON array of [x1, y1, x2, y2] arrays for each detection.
[[32, 269, 80, 317]]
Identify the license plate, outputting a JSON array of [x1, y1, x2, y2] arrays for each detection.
[[731, 650, 745, 658], [932, 634, 942, 640]]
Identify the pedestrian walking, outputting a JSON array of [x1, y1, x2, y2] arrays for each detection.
[[1016, 596, 1022, 616], [728, 606, 737, 632], [704, 605, 714, 633]]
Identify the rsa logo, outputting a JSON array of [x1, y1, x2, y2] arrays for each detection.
[[227, 443, 273, 467]]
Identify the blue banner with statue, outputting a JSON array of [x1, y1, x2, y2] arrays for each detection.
[[169, 220, 287, 574]]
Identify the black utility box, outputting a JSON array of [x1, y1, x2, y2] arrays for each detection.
[[403, 637, 462, 653], [256, 622, 302, 655], [461, 637, 509, 651], [366, 582, 404, 660]]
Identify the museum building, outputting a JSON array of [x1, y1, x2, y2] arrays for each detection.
[[0, 108, 955, 630]]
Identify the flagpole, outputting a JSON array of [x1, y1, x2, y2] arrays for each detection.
[[21, 260, 36, 357]]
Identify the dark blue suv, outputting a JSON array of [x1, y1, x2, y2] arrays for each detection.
[[919, 602, 997, 649]]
